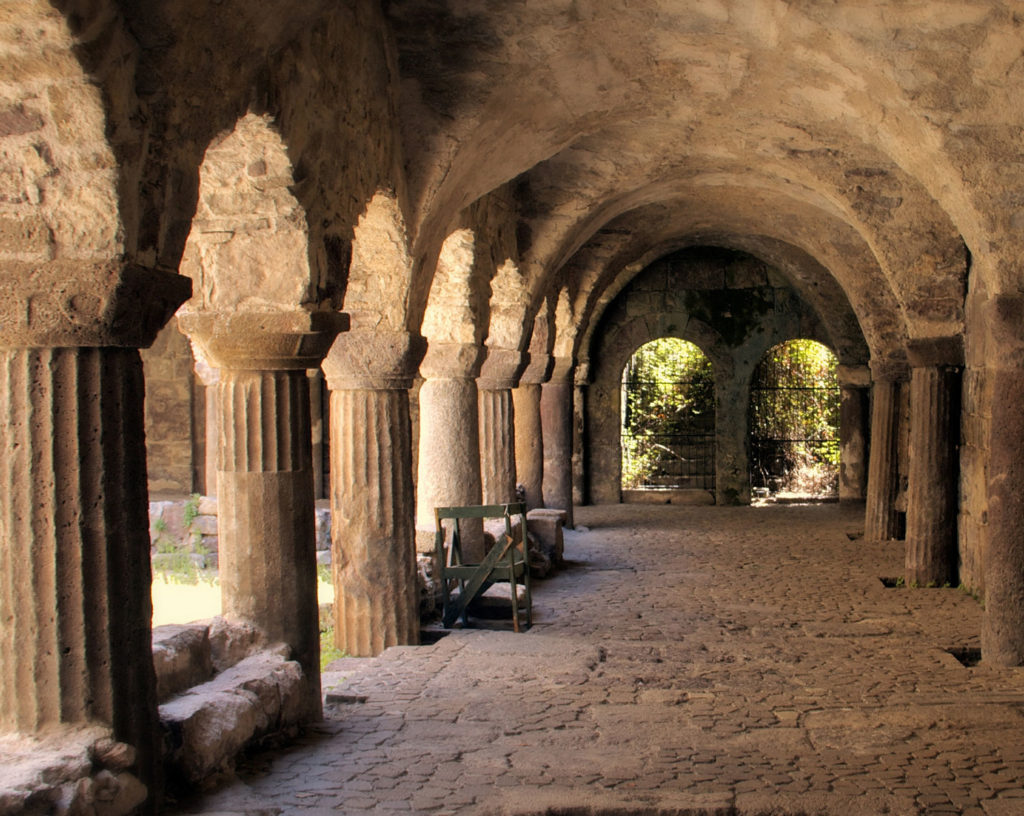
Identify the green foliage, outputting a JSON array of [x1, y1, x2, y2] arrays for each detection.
[[153, 517, 168, 534], [749, 339, 840, 495], [621, 338, 715, 489], [319, 625, 348, 671], [183, 493, 201, 528]]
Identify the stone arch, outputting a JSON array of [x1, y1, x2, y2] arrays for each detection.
[[178, 112, 314, 314]]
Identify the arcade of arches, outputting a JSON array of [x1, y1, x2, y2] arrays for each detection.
[[2, 1, 1024, 812]]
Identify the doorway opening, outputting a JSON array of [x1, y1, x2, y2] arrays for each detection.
[[748, 339, 840, 501], [620, 338, 715, 493]]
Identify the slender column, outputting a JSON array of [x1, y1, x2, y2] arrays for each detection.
[[0, 264, 190, 802], [513, 352, 551, 511], [837, 365, 870, 504], [193, 356, 220, 496], [180, 310, 346, 718], [572, 362, 590, 506], [981, 296, 1024, 665], [904, 340, 962, 587], [415, 342, 486, 559], [541, 356, 575, 528], [323, 330, 425, 656], [865, 362, 907, 541], [308, 369, 326, 499], [478, 348, 525, 505]]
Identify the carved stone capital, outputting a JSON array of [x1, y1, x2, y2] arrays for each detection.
[[518, 352, 553, 385], [0, 261, 191, 349], [419, 341, 485, 381], [869, 357, 910, 383], [477, 347, 526, 391], [322, 330, 426, 390], [546, 355, 576, 383], [906, 336, 964, 368], [178, 310, 348, 371]]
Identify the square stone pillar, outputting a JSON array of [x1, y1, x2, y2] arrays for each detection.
[[865, 361, 908, 541], [323, 330, 425, 657], [541, 356, 575, 528], [0, 264, 190, 804], [180, 310, 347, 718], [837, 365, 870, 504]]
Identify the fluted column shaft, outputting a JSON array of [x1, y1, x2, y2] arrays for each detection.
[[541, 357, 575, 528], [865, 375, 904, 541], [323, 330, 424, 657], [0, 348, 159, 771], [477, 348, 524, 505], [181, 310, 346, 718], [905, 364, 961, 586]]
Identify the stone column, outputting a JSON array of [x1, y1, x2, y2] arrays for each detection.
[[478, 348, 524, 505], [180, 310, 346, 718], [308, 369, 326, 500], [193, 356, 220, 496], [322, 330, 425, 657], [0, 264, 190, 797], [572, 362, 590, 506], [904, 340, 962, 587], [837, 364, 870, 503], [864, 361, 908, 541], [416, 342, 486, 559], [513, 352, 551, 511], [541, 356, 574, 528], [980, 296, 1024, 665]]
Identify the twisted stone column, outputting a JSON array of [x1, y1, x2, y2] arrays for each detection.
[[904, 341, 962, 587], [416, 342, 486, 560], [181, 310, 346, 718], [513, 352, 551, 511], [323, 330, 425, 656], [837, 365, 870, 504], [0, 264, 190, 799], [541, 356, 574, 528], [478, 348, 525, 505], [865, 362, 907, 541]]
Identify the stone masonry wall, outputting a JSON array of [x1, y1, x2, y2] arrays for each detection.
[[586, 247, 844, 506]]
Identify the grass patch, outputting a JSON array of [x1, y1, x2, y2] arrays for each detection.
[[320, 625, 348, 671]]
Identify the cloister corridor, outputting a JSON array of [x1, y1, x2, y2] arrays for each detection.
[[170, 503, 1023, 816]]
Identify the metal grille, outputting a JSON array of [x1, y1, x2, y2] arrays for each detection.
[[748, 346, 839, 496], [621, 377, 716, 490]]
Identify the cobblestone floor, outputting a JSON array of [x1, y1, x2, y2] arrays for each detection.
[[173, 503, 1024, 815]]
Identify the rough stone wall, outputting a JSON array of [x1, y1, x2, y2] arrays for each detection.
[[140, 323, 197, 496], [586, 247, 843, 506]]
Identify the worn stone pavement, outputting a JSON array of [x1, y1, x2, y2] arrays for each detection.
[[172, 503, 1024, 816]]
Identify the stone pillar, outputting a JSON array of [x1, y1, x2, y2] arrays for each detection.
[[180, 310, 346, 718], [193, 356, 220, 497], [513, 352, 551, 511], [541, 356, 574, 528], [0, 265, 190, 798], [416, 342, 486, 559], [478, 348, 524, 505], [572, 362, 589, 506], [323, 330, 425, 657], [308, 369, 326, 500], [837, 364, 871, 503], [980, 296, 1024, 665], [864, 362, 908, 541], [904, 340, 962, 587]]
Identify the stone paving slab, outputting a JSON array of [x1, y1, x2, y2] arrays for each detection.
[[171, 504, 1024, 815]]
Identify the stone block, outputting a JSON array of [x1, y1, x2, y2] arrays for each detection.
[[316, 549, 332, 566], [191, 514, 219, 536], [198, 495, 218, 516], [152, 623, 214, 703], [159, 651, 305, 785], [315, 503, 332, 551], [207, 617, 264, 672], [527, 509, 566, 566]]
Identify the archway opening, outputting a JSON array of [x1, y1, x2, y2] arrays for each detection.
[[748, 339, 840, 501], [620, 338, 715, 493]]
